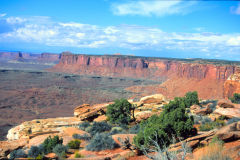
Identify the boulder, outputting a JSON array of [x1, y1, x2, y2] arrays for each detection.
[[0, 138, 28, 159], [214, 99, 240, 118], [195, 105, 212, 115], [74, 103, 111, 121], [190, 104, 201, 113], [135, 111, 153, 122], [139, 94, 166, 106], [217, 99, 234, 108]]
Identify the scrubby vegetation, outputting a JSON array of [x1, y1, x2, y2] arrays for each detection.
[[79, 121, 91, 131], [86, 133, 119, 151], [129, 124, 140, 134], [27, 135, 67, 158], [43, 135, 63, 154], [72, 133, 91, 141], [10, 149, 27, 159], [199, 118, 225, 131], [68, 139, 81, 149], [87, 121, 112, 136], [229, 93, 240, 104], [134, 94, 196, 149], [227, 117, 240, 125], [28, 145, 44, 158], [52, 144, 68, 158], [195, 136, 232, 160], [107, 99, 135, 125], [184, 91, 199, 107]]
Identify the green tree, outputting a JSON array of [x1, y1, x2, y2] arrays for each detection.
[[134, 97, 195, 149], [184, 91, 199, 107], [229, 93, 240, 104], [106, 99, 135, 125], [43, 135, 63, 154]]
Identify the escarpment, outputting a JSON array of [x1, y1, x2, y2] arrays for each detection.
[[49, 53, 240, 99]]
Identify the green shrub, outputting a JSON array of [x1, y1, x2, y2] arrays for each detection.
[[68, 139, 81, 149], [107, 99, 135, 125], [184, 91, 199, 107], [79, 121, 91, 131], [134, 96, 195, 149], [227, 117, 240, 125], [74, 152, 83, 158], [72, 133, 91, 141], [129, 124, 140, 134], [109, 127, 123, 135], [52, 144, 68, 158], [193, 115, 212, 124], [43, 135, 63, 154], [229, 93, 240, 104], [10, 149, 27, 159], [86, 133, 119, 151], [88, 121, 112, 136], [199, 119, 225, 131], [199, 123, 214, 131], [28, 146, 43, 158]]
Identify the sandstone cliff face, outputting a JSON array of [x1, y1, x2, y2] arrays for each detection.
[[51, 54, 237, 81], [224, 69, 240, 98], [0, 52, 60, 63], [50, 53, 240, 99]]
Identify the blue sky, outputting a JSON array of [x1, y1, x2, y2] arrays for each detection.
[[0, 0, 240, 60]]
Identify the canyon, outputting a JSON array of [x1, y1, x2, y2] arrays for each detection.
[[50, 53, 240, 99]]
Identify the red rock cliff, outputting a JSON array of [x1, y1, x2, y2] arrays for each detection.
[[51, 53, 236, 80], [49, 53, 240, 99]]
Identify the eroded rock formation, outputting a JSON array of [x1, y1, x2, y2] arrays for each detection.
[[50, 53, 240, 99]]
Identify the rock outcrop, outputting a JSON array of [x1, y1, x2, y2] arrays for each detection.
[[74, 103, 111, 121], [214, 100, 240, 118], [7, 117, 82, 140], [224, 71, 240, 98], [170, 122, 240, 151]]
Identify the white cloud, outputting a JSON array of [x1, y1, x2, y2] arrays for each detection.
[[0, 15, 240, 58], [0, 13, 6, 17], [227, 36, 240, 46], [6, 17, 27, 24], [231, 3, 240, 15], [111, 0, 197, 16]]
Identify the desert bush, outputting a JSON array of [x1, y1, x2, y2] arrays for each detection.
[[68, 139, 81, 149], [52, 144, 68, 158], [28, 146, 43, 158], [195, 136, 232, 160], [141, 136, 191, 160], [184, 91, 199, 107], [129, 124, 140, 134], [109, 127, 123, 135], [134, 96, 195, 149], [227, 117, 240, 125], [193, 115, 212, 124], [72, 133, 91, 141], [86, 133, 119, 151], [88, 121, 112, 136], [74, 152, 83, 158], [42, 135, 63, 154], [229, 93, 240, 104], [79, 121, 91, 131], [10, 149, 27, 159], [199, 118, 225, 131], [107, 99, 135, 125]]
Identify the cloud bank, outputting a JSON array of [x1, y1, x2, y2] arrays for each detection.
[[111, 0, 197, 16], [0, 15, 240, 59]]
